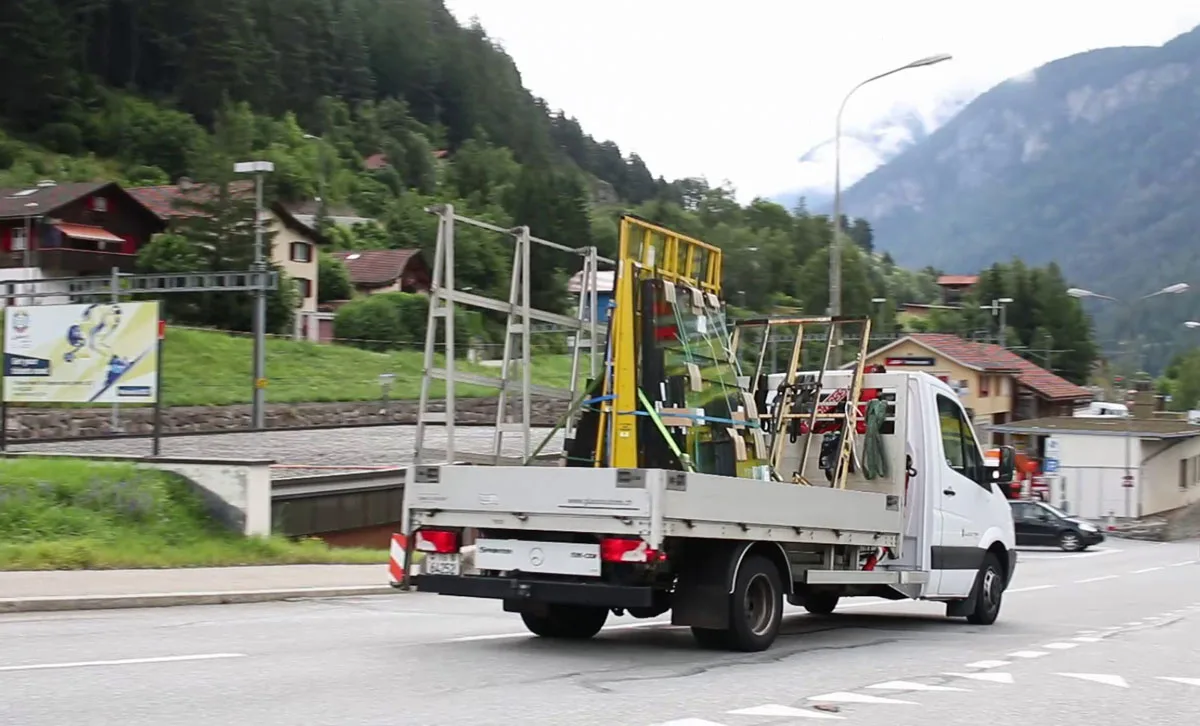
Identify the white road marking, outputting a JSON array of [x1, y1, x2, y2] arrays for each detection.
[[1125, 622, 1143, 627], [1073, 637, 1104, 643], [1169, 560, 1195, 567], [448, 619, 672, 642], [728, 704, 843, 719], [808, 692, 917, 705], [1008, 585, 1055, 593], [1132, 567, 1164, 574], [1076, 575, 1118, 583], [1019, 547, 1120, 560], [1043, 642, 1079, 650], [1158, 677, 1200, 687], [1057, 673, 1129, 688], [965, 660, 1011, 669], [0, 653, 245, 673], [867, 680, 968, 692], [652, 720, 727, 726], [947, 671, 1015, 684], [1008, 650, 1049, 659]]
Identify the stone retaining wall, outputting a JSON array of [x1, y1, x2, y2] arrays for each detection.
[[3, 398, 563, 441]]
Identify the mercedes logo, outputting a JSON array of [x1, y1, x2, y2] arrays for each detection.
[[529, 547, 545, 567]]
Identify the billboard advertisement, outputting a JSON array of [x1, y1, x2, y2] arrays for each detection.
[[3, 301, 160, 404]]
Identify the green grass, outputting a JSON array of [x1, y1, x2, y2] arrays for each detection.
[[0, 458, 389, 570], [9, 327, 581, 408]]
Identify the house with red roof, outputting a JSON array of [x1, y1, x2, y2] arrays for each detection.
[[852, 333, 1094, 445], [330, 249, 430, 296], [128, 180, 323, 340], [0, 180, 165, 304]]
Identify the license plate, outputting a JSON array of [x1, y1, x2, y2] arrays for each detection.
[[424, 552, 462, 576]]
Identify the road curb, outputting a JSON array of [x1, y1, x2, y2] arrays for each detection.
[[0, 585, 398, 614]]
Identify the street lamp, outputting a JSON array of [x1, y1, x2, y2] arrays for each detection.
[[1184, 321, 1200, 329], [829, 54, 952, 324], [234, 160, 275, 430], [1069, 281, 1189, 518], [980, 297, 1014, 346]]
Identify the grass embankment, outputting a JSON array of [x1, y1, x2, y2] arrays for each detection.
[[158, 328, 578, 407], [0, 458, 388, 570]]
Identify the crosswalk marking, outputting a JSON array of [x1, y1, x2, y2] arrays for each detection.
[[807, 691, 918, 705], [728, 704, 844, 719], [946, 671, 1015, 683], [1057, 673, 1130, 688], [965, 659, 1010, 668], [1008, 650, 1049, 658], [1158, 677, 1200, 687], [867, 680, 968, 692]]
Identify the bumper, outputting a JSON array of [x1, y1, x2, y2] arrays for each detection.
[[1082, 530, 1106, 546], [417, 574, 657, 609]]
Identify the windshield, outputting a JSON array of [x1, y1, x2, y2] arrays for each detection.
[[1036, 502, 1069, 519]]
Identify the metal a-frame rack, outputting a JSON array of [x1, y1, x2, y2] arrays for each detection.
[[730, 315, 872, 488], [412, 204, 612, 465]]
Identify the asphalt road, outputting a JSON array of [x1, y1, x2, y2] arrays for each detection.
[[2, 539, 1199, 726]]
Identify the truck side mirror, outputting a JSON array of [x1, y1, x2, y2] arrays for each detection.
[[996, 445, 1016, 484]]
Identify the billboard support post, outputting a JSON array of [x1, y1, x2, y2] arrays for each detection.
[[152, 307, 164, 457]]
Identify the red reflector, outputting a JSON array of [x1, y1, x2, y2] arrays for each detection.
[[600, 537, 664, 563], [414, 529, 459, 553]]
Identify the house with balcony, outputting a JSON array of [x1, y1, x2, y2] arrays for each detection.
[[935, 274, 978, 305], [128, 181, 323, 340], [0, 181, 166, 304]]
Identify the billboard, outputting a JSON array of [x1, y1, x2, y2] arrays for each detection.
[[3, 301, 160, 404]]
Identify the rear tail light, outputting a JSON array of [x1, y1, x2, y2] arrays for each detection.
[[414, 528, 459, 554], [600, 536, 665, 563]]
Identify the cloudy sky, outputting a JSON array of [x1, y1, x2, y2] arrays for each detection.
[[443, 1, 1200, 202]]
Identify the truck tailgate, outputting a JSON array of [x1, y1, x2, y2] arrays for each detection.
[[407, 465, 653, 532]]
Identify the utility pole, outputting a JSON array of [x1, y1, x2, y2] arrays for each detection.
[[235, 160, 275, 430]]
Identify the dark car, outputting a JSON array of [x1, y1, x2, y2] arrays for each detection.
[[1009, 499, 1105, 552]]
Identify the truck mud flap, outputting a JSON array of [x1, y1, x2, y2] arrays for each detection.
[[417, 575, 657, 609]]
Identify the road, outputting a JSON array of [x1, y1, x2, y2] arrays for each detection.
[[8, 424, 562, 477], [2, 539, 1198, 726]]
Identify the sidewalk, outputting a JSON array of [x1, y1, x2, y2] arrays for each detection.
[[0, 564, 396, 614]]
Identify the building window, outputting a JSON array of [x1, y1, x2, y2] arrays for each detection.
[[295, 277, 312, 300], [980, 376, 990, 397], [11, 227, 27, 252], [290, 242, 312, 263]]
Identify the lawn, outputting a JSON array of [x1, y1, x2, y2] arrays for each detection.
[[12, 327, 581, 408], [0, 457, 389, 570]]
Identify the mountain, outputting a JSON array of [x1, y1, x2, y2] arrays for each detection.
[[839, 25, 1200, 371], [771, 91, 976, 212]]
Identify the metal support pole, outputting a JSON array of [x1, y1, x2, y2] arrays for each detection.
[[110, 266, 121, 433], [251, 173, 267, 430]]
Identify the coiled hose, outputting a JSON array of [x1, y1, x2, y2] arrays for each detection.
[[863, 398, 890, 480]]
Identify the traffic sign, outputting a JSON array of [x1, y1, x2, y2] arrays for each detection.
[[1044, 458, 1059, 473], [1045, 438, 1061, 456], [1122, 474, 1134, 488]]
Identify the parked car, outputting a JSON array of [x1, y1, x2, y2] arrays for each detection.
[[1009, 499, 1105, 551]]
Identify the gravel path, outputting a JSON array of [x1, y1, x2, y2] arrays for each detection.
[[7, 425, 563, 478]]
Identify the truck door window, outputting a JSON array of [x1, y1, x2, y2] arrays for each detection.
[[937, 394, 986, 486]]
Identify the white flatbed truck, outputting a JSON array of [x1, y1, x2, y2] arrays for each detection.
[[403, 369, 1018, 652]]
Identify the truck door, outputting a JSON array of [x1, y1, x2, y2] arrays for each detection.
[[931, 393, 993, 597]]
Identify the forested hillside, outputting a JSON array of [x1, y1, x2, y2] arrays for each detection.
[[0, 0, 1100, 386], [840, 23, 1200, 374]]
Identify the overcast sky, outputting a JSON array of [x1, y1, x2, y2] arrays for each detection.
[[443, 1, 1200, 202]]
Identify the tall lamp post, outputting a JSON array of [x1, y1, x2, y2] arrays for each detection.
[[1068, 282, 1189, 518], [829, 53, 953, 330], [980, 297, 1014, 346], [234, 160, 275, 430]]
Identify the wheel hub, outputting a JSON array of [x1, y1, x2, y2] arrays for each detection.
[[744, 573, 777, 636]]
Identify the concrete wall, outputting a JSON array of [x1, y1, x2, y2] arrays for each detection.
[[3, 397, 564, 440], [0, 452, 274, 537], [1141, 435, 1200, 516]]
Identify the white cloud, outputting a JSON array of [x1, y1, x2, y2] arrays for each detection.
[[444, 0, 1200, 202]]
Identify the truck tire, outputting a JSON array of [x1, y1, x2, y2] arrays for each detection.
[[725, 554, 784, 652], [965, 553, 1005, 625], [520, 605, 609, 639], [803, 590, 839, 615]]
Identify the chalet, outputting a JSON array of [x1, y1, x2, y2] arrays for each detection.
[[331, 249, 430, 296], [127, 181, 323, 340], [0, 180, 166, 303], [936, 274, 978, 305]]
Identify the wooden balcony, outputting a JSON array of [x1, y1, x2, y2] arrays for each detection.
[[0, 247, 138, 274]]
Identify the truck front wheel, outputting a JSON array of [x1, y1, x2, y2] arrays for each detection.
[[726, 554, 784, 652], [520, 605, 609, 639]]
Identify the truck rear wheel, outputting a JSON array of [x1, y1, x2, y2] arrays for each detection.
[[725, 554, 784, 652], [520, 605, 609, 639]]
